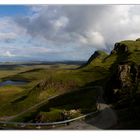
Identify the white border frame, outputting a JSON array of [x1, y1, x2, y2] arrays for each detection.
[[0, 0, 140, 4], [0, 2, 140, 140]]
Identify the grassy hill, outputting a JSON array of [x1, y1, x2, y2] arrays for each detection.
[[0, 38, 140, 129]]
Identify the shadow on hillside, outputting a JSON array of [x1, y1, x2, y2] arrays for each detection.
[[19, 68, 44, 74]]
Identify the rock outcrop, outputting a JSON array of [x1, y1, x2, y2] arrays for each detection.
[[31, 78, 78, 94], [111, 42, 128, 54], [105, 40, 140, 102], [106, 61, 139, 102]]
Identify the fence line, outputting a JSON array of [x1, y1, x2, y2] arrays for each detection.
[[0, 110, 99, 126], [0, 86, 101, 128]]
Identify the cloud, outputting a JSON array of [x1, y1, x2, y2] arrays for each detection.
[[15, 5, 110, 47], [2, 51, 15, 57], [0, 32, 17, 42], [0, 17, 26, 43], [1, 5, 140, 61], [14, 5, 140, 51], [78, 31, 105, 48]]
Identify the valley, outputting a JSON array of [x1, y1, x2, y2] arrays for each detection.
[[0, 39, 140, 129]]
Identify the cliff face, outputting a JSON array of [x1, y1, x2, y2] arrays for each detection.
[[117, 62, 138, 88], [111, 42, 128, 54], [107, 62, 139, 101], [105, 42, 140, 102]]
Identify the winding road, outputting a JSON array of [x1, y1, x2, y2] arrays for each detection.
[[54, 86, 117, 130], [0, 86, 117, 130]]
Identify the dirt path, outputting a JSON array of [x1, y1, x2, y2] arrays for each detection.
[[54, 86, 117, 130]]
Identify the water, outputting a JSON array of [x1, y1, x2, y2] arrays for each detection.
[[0, 80, 27, 87]]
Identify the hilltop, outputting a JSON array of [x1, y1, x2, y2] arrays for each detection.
[[83, 39, 140, 103], [85, 39, 140, 128]]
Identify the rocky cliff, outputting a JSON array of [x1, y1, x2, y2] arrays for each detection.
[[106, 62, 139, 101], [105, 41, 140, 102]]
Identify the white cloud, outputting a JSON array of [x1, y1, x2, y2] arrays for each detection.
[[3, 51, 15, 57], [15, 5, 140, 51], [0, 17, 27, 43], [0, 32, 17, 41], [1, 5, 140, 61], [53, 16, 69, 30], [79, 31, 105, 47], [0, 17, 26, 34]]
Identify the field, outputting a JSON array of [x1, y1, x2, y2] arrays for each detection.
[[0, 61, 102, 124], [1, 39, 140, 129]]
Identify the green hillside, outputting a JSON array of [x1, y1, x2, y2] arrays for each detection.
[[0, 38, 140, 129]]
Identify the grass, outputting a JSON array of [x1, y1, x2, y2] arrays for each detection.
[[46, 87, 98, 113], [0, 64, 83, 117], [0, 86, 23, 105], [0, 49, 111, 120], [0, 38, 140, 125], [35, 109, 65, 123], [13, 87, 98, 122], [119, 40, 140, 52]]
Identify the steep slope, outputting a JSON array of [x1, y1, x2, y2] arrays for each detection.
[[85, 50, 108, 65], [32, 39, 140, 128], [105, 39, 140, 102], [1, 38, 140, 129], [80, 50, 108, 68], [79, 39, 140, 128]]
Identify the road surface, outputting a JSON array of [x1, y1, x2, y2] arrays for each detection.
[[54, 86, 117, 130], [0, 86, 117, 130]]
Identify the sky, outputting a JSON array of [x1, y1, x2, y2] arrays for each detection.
[[0, 5, 140, 62]]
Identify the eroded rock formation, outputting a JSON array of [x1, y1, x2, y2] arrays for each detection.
[[106, 61, 139, 102], [111, 43, 128, 54]]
